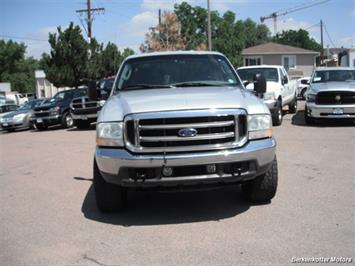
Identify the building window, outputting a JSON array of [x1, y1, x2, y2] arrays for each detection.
[[245, 57, 262, 66], [282, 55, 296, 70]]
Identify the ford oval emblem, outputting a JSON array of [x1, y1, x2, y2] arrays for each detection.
[[335, 95, 341, 101], [178, 128, 198, 137]]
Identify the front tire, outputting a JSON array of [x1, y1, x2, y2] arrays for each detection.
[[62, 112, 74, 128], [272, 101, 283, 126], [93, 158, 126, 212], [242, 157, 278, 203], [288, 97, 297, 114]]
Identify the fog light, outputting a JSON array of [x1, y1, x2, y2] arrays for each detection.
[[162, 167, 173, 177], [206, 164, 216, 174]]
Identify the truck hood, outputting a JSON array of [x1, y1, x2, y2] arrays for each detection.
[[98, 86, 269, 122], [310, 81, 355, 93]]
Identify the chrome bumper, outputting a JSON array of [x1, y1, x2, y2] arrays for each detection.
[[72, 113, 98, 119], [306, 103, 355, 118], [95, 138, 276, 186]]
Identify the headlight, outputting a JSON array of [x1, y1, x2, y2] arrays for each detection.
[[0, 117, 4, 123], [306, 94, 316, 102], [98, 100, 106, 107], [263, 92, 276, 101], [96, 122, 124, 147], [13, 113, 26, 121], [49, 106, 60, 112], [248, 114, 272, 140]]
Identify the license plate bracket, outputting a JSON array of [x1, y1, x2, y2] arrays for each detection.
[[333, 108, 344, 115]]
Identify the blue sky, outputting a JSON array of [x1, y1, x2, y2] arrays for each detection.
[[1, 0, 354, 58]]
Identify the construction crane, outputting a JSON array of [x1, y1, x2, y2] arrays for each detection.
[[260, 0, 330, 34]]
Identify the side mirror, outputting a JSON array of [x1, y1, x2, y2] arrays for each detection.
[[253, 74, 267, 97], [282, 76, 288, 85], [88, 81, 98, 101]]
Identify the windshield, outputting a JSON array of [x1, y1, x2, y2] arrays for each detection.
[[114, 54, 240, 91], [0, 105, 17, 113], [18, 100, 42, 110], [237, 68, 279, 82], [312, 69, 355, 83], [50, 91, 73, 102]]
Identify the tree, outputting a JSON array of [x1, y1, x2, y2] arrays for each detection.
[[140, 11, 186, 52], [41, 22, 89, 87], [0, 40, 39, 93], [273, 29, 322, 52]]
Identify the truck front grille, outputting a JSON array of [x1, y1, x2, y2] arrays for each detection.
[[71, 97, 100, 114], [125, 109, 247, 153], [316, 91, 355, 105]]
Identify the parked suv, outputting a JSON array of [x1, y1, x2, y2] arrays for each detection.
[[93, 51, 278, 212], [305, 67, 355, 124], [32, 88, 87, 130], [237, 65, 298, 126], [70, 78, 113, 129]]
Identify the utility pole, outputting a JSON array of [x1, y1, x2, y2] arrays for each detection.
[[158, 9, 162, 28], [76, 0, 104, 41], [320, 19, 324, 65], [207, 0, 212, 51]]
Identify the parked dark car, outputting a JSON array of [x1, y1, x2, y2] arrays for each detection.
[[70, 78, 113, 129], [0, 99, 45, 132], [32, 88, 87, 130]]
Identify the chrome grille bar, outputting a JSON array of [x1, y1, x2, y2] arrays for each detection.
[[139, 120, 234, 130], [140, 132, 234, 142]]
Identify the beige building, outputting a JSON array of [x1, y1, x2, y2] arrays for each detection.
[[35, 70, 70, 99], [242, 42, 319, 78]]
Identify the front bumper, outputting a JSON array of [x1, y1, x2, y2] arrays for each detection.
[[0, 120, 27, 130], [72, 113, 97, 120], [30, 115, 61, 125], [95, 137, 276, 188], [306, 103, 355, 118]]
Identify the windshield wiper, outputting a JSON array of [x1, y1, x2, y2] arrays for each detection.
[[121, 84, 174, 90]]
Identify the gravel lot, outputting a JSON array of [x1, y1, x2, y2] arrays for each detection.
[[1, 104, 354, 265]]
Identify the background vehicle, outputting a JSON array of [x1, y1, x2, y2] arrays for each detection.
[[0, 104, 18, 120], [70, 78, 113, 129], [32, 88, 87, 130], [304, 67, 355, 124], [296, 77, 310, 99], [0, 99, 44, 132], [237, 65, 298, 126], [94, 51, 277, 212]]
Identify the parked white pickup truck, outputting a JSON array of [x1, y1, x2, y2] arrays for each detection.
[[237, 65, 298, 126]]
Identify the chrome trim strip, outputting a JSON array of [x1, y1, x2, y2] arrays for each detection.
[[139, 120, 234, 129], [140, 132, 234, 142]]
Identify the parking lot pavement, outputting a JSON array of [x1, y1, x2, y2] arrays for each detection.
[[0, 106, 354, 265]]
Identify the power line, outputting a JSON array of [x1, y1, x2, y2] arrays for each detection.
[[0, 34, 47, 42], [323, 23, 336, 48]]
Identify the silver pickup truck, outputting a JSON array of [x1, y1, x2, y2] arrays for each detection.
[[94, 51, 278, 212], [305, 67, 355, 124]]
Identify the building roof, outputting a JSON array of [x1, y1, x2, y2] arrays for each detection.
[[242, 42, 319, 55]]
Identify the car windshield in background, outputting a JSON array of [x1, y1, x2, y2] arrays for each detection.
[[312, 70, 355, 83], [18, 100, 42, 110], [237, 68, 279, 82], [115, 54, 240, 91]]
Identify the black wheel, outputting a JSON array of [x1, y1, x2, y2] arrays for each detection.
[[272, 101, 283, 126], [242, 157, 278, 203], [304, 105, 315, 125], [62, 112, 74, 128], [93, 158, 126, 212], [36, 124, 47, 131], [75, 120, 91, 129], [288, 97, 297, 114]]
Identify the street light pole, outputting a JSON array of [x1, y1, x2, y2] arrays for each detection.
[[207, 0, 212, 51]]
